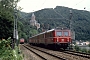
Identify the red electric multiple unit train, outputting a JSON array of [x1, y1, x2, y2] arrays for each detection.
[[20, 38, 24, 44], [29, 28, 72, 49]]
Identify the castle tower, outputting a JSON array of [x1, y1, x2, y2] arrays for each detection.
[[30, 13, 37, 26], [30, 13, 40, 29], [36, 23, 40, 29], [31, 13, 35, 20]]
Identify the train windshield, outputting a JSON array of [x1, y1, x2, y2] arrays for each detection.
[[56, 31, 62, 36], [63, 31, 69, 36]]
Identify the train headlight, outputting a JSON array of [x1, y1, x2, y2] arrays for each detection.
[[67, 40, 69, 42], [61, 39, 64, 42]]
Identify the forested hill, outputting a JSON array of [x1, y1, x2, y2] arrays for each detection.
[[19, 6, 90, 41]]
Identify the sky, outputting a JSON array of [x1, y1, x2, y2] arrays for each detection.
[[17, 0, 90, 13]]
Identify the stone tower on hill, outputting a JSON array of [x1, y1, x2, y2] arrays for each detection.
[[30, 13, 40, 29]]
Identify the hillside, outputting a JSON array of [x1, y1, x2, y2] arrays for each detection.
[[19, 6, 90, 41]]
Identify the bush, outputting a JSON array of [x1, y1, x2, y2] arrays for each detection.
[[74, 45, 80, 51], [88, 49, 90, 53], [0, 37, 23, 60], [81, 48, 87, 53]]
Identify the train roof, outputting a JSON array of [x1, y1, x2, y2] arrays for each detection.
[[29, 28, 70, 38], [55, 27, 69, 30], [29, 29, 55, 38]]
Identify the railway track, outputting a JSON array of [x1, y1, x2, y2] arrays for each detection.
[[25, 44, 90, 60], [62, 50, 90, 59], [23, 44, 66, 60]]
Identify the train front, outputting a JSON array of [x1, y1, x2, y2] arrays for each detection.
[[20, 38, 25, 44], [53, 29, 72, 49]]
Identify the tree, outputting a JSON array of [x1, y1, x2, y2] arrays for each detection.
[[0, 0, 20, 39]]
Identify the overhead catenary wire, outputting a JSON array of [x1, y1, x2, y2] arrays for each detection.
[[52, 9, 69, 20], [72, 0, 85, 7], [51, 0, 85, 20], [29, 0, 88, 21], [39, 0, 47, 9], [32, 0, 86, 20], [32, 0, 47, 12]]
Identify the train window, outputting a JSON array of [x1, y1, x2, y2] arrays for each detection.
[[64, 31, 68, 36], [56, 31, 62, 36]]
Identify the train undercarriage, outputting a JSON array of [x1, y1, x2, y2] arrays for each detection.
[[29, 43, 70, 50]]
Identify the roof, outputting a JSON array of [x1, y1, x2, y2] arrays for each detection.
[[29, 29, 55, 38], [29, 28, 70, 38]]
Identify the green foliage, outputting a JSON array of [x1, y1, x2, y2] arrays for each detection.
[[88, 49, 90, 53], [30, 29, 38, 36], [0, 37, 11, 50], [12, 46, 23, 60], [0, 0, 19, 39], [17, 13, 39, 41], [0, 0, 23, 59], [0, 37, 23, 60], [74, 45, 90, 54], [74, 45, 80, 51], [81, 48, 88, 53], [0, 38, 12, 59]]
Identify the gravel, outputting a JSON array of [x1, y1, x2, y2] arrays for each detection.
[[19, 44, 42, 60]]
